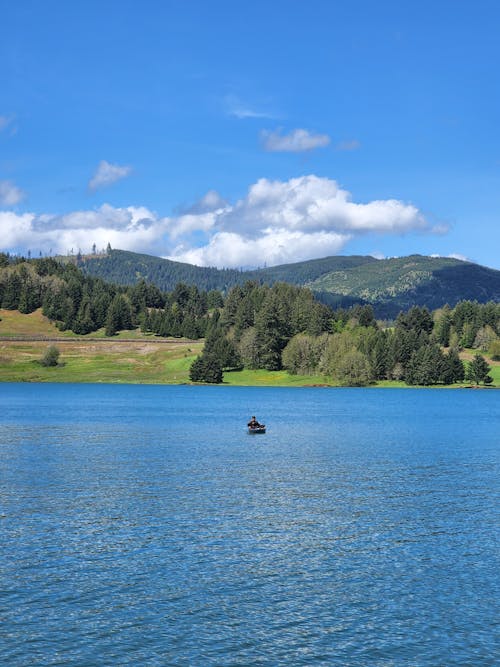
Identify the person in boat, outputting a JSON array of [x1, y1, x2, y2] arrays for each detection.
[[248, 416, 262, 429]]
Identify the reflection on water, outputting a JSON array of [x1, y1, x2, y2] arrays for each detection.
[[0, 384, 499, 666]]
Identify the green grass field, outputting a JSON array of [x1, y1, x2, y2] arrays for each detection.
[[1, 309, 499, 387], [222, 368, 332, 387], [0, 309, 205, 383], [1, 342, 498, 387], [0, 340, 204, 384], [489, 363, 500, 385], [0, 308, 78, 337], [0, 308, 165, 340]]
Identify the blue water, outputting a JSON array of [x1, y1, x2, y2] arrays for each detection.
[[0, 384, 498, 666]]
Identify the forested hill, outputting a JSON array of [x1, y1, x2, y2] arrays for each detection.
[[251, 254, 376, 285], [78, 250, 500, 317], [78, 250, 375, 292], [78, 250, 243, 292], [309, 255, 500, 316]]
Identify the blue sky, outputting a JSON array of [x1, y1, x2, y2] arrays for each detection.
[[1, 0, 499, 269]]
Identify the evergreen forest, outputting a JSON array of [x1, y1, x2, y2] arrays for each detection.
[[76, 249, 500, 318], [0, 252, 498, 387]]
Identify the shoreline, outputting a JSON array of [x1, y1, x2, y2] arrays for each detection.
[[0, 377, 497, 389], [1, 318, 498, 388]]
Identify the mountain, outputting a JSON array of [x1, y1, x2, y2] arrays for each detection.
[[78, 249, 242, 292], [308, 255, 500, 316], [79, 250, 500, 317], [248, 254, 377, 285], [78, 250, 375, 292]]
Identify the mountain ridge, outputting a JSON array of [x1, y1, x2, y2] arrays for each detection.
[[79, 250, 500, 317]]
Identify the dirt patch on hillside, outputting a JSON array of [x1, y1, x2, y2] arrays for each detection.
[[0, 339, 199, 356], [459, 350, 498, 365]]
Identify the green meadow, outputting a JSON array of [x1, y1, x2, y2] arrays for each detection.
[[1, 309, 498, 387], [0, 340, 203, 384]]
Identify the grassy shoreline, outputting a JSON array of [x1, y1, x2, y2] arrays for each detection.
[[1, 340, 498, 387], [1, 309, 498, 387]]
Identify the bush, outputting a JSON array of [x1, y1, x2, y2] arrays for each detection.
[[489, 339, 500, 361], [473, 325, 497, 352], [40, 345, 60, 367], [282, 333, 323, 375], [336, 349, 372, 386]]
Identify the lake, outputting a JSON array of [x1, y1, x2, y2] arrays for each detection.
[[0, 384, 498, 666]]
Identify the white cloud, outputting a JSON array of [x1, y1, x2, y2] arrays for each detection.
[[429, 223, 450, 235], [179, 189, 228, 215], [262, 128, 330, 153], [0, 205, 171, 256], [0, 175, 437, 267], [0, 211, 34, 248], [224, 94, 276, 119], [88, 160, 132, 191], [431, 253, 468, 262], [194, 189, 226, 211], [336, 139, 361, 151], [31, 204, 156, 232], [171, 229, 350, 268], [218, 176, 427, 235], [0, 180, 25, 206], [168, 175, 430, 266]]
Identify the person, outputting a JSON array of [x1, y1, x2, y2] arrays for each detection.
[[248, 415, 262, 428]]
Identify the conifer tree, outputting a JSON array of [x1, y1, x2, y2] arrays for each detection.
[[405, 344, 445, 385], [18, 279, 40, 313], [140, 309, 152, 334], [466, 354, 492, 385], [73, 296, 95, 334], [189, 354, 223, 383], [432, 305, 452, 346], [371, 331, 389, 380], [440, 348, 465, 384], [2, 272, 22, 309], [254, 292, 288, 370], [105, 294, 132, 336]]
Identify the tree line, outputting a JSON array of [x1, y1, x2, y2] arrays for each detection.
[[0, 253, 497, 386], [190, 280, 499, 386], [0, 255, 221, 339]]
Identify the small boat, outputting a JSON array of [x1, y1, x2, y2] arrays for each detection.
[[248, 424, 266, 434]]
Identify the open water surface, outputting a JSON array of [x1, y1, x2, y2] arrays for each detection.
[[0, 384, 499, 666]]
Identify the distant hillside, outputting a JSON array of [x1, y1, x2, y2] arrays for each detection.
[[78, 250, 375, 292], [250, 255, 376, 285], [309, 255, 500, 316], [79, 250, 500, 317], [78, 249, 242, 292]]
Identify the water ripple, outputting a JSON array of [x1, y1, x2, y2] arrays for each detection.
[[0, 385, 499, 666]]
